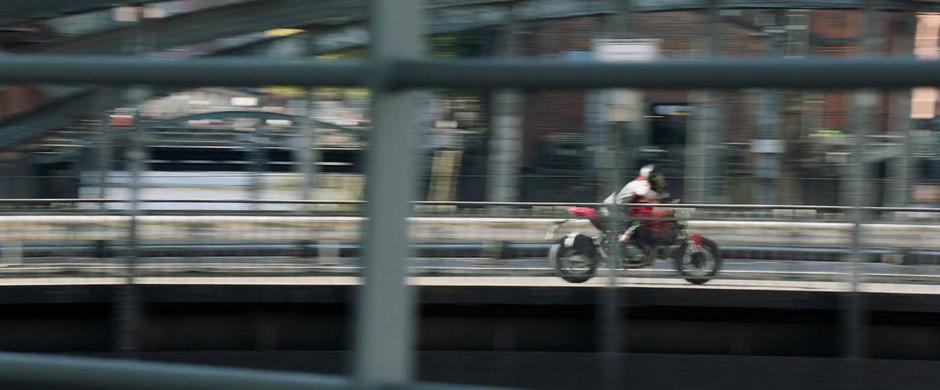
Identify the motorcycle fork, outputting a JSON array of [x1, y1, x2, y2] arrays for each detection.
[[674, 225, 699, 255], [685, 233, 704, 255]]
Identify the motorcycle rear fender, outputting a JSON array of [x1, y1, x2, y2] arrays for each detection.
[[567, 207, 598, 218], [544, 220, 570, 240], [561, 232, 597, 258]]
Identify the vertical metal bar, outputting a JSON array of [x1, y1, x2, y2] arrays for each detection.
[[599, 139, 625, 390], [300, 27, 319, 205], [248, 124, 266, 211], [889, 11, 916, 207], [292, 91, 318, 259], [301, 95, 318, 202], [115, 5, 146, 357], [117, 112, 144, 355], [845, 92, 872, 360], [353, 0, 422, 387], [93, 91, 114, 261], [96, 92, 113, 204], [487, 5, 522, 207], [844, 0, 878, 368], [686, 0, 721, 203], [755, 18, 783, 205], [598, 3, 632, 389]]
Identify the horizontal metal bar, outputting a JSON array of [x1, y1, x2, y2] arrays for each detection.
[[4, 241, 932, 263], [2, 198, 940, 213], [3, 55, 940, 89], [0, 352, 350, 390], [394, 58, 940, 89], [0, 55, 365, 87], [0, 352, 486, 390]]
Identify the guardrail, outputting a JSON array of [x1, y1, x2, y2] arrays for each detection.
[[0, 199, 938, 222], [0, 215, 936, 254]]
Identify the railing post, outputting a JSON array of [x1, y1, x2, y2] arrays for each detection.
[[353, 0, 423, 387], [843, 0, 878, 374], [116, 108, 145, 355], [115, 6, 147, 356]]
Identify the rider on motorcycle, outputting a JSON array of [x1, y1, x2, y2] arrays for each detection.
[[603, 164, 666, 206], [602, 164, 670, 243]]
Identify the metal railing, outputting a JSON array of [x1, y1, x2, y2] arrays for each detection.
[[0, 199, 938, 223], [0, 1, 936, 389], [4, 55, 940, 89]]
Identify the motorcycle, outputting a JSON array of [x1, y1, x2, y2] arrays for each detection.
[[546, 200, 721, 284]]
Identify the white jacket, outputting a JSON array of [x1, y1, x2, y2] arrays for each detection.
[[603, 178, 658, 205]]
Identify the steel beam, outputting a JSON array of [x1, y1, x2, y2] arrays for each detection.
[[30, 0, 366, 55], [28, 0, 511, 55], [0, 87, 120, 149], [0, 0, 516, 152]]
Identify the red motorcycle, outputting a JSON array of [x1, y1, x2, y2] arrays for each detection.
[[546, 201, 721, 284]]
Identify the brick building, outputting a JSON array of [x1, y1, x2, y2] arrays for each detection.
[[514, 9, 920, 204]]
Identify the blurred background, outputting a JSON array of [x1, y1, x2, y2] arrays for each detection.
[[0, 1, 940, 389], [0, 2, 936, 208]]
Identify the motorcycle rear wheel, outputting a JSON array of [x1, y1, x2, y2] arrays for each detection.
[[549, 237, 597, 284]]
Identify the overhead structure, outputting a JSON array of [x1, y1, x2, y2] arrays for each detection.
[[29, 0, 365, 54], [0, 0, 524, 149], [2, 0, 939, 154], [17, 0, 940, 55], [1, 1, 163, 26]]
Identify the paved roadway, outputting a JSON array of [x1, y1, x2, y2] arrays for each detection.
[[0, 275, 938, 294], [0, 260, 939, 293], [2, 256, 939, 282]]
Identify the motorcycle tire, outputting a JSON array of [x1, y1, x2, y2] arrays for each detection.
[[549, 233, 598, 284], [673, 237, 722, 285]]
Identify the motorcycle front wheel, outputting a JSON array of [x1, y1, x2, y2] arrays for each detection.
[[549, 235, 598, 283], [673, 237, 721, 285]]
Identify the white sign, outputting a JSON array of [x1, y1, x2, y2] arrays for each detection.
[[593, 39, 661, 122], [594, 39, 661, 62], [750, 139, 785, 154]]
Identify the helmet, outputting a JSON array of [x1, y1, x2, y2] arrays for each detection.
[[640, 164, 666, 192]]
